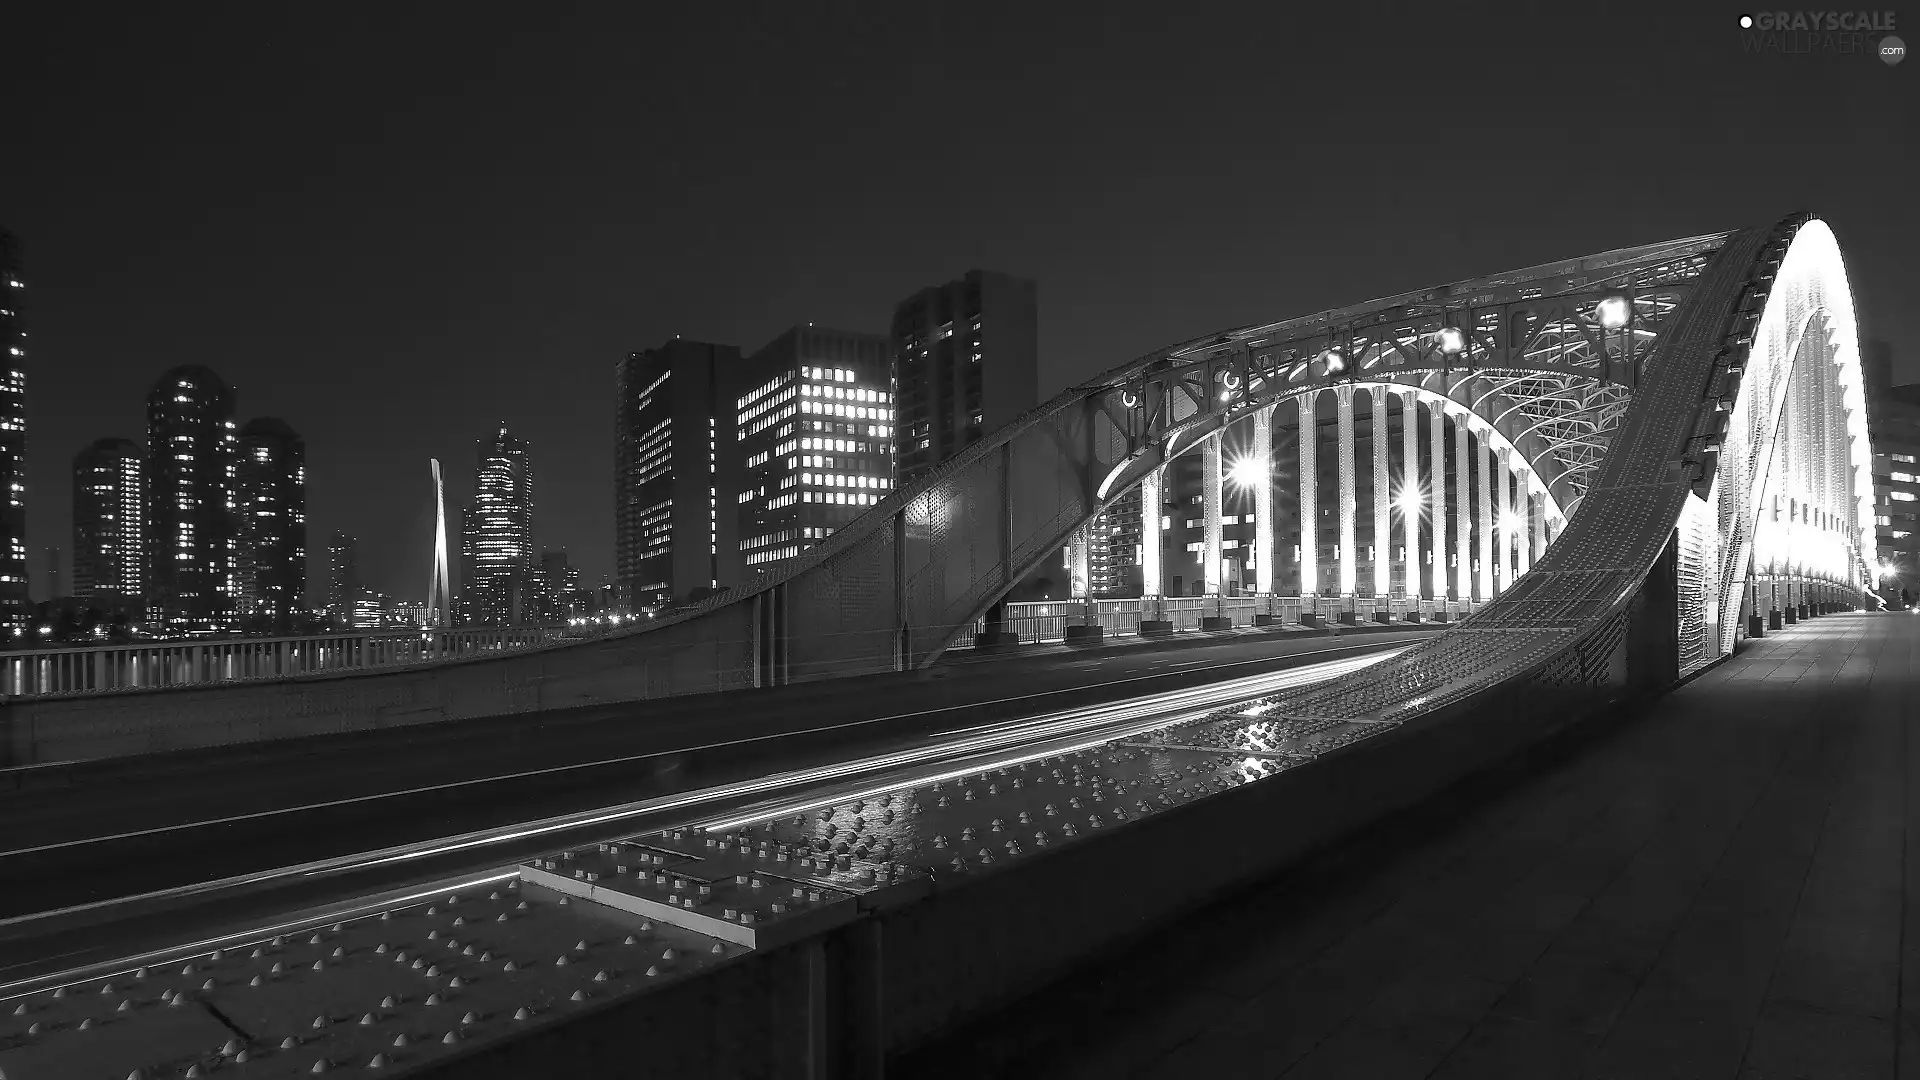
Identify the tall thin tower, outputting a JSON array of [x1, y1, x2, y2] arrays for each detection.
[[427, 458, 452, 629]]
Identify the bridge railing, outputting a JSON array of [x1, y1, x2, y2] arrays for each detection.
[[0, 623, 625, 699], [951, 595, 1483, 647]]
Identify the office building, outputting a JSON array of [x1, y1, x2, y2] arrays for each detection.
[[733, 325, 892, 583], [0, 231, 28, 630], [615, 339, 743, 607], [326, 531, 360, 627], [145, 366, 238, 632], [234, 418, 307, 630], [72, 437, 145, 615], [1866, 340, 1920, 603], [891, 270, 1039, 486], [467, 425, 535, 625]]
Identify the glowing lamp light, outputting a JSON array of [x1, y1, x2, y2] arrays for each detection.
[[1595, 294, 1631, 331], [1310, 348, 1347, 378], [1396, 486, 1423, 515], [1499, 511, 1520, 536], [1436, 326, 1466, 355], [1227, 456, 1268, 490]]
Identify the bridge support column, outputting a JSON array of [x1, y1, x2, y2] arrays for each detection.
[[1496, 448, 1514, 593], [1477, 429, 1494, 601], [1139, 465, 1164, 603], [1400, 389, 1421, 599], [1252, 405, 1275, 596], [1298, 393, 1319, 599], [1372, 389, 1391, 599], [1419, 393, 1441, 601], [1515, 484, 1533, 579], [1453, 410, 1471, 604], [1532, 488, 1549, 567], [1202, 433, 1223, 598], [1336, 386, 1357, 597]]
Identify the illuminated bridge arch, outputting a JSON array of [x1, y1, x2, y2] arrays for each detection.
[[620, 223, 1864, 690]]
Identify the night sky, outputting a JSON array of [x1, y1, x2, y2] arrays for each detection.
[[6, 4, 1914, 602]]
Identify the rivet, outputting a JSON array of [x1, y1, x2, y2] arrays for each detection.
[[461, 1011, 478, 1025], [513, 1007, 531, 1020], [368, 1053, 387, 1069], [593, 970, 610, 983], [282, 1036, 299, 1049], [381, 996, 396, 1009], [571, 989, 588, 1001], [392, 1033, 408, 1048], [443, 1031, 460, 1045], [360, 1013, 376, 1026], [646, 965, 661, 977]]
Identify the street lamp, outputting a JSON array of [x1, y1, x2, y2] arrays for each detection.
[[1227, 455, 1268, 490], [1310, 348, 1346, 378], [1595, 294, 1631, 331], [1436, 326, 1466, 356]]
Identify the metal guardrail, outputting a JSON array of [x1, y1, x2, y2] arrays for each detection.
[[0, 623, 630, 699], [955, 595, 1482, 646]]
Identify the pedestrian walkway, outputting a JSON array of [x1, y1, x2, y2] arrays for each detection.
[[897, 611, 1919, 1079]]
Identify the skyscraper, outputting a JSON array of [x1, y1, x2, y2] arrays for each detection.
[[0, 231, 29, 631], [469, 424, 535, 625], [615, 339, 743, 608], [733, 325, 893, 582], [234, 418, 307, 631], [890, 270, 1040, 486], [1866, 340, 1920, 602], [72, 437, 145, 616], [325, 531, 360, 628], [426, 459, 452, 629], [145, 366, 238, 632]]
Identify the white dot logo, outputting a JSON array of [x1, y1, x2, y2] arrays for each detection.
[[1739, 14, 1754, 28], [1882, 35, 1907, 66]]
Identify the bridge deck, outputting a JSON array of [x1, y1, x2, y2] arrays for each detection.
[[902, 611, 1917, 1080]]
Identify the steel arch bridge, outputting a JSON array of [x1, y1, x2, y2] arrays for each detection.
[[634, 214, 1871, 709]]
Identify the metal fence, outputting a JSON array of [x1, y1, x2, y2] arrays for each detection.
[[953, 595, 1481, 647], [0, 623, 621, 698]]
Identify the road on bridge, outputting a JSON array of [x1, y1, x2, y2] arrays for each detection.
[[0, 626, 1431, 953]]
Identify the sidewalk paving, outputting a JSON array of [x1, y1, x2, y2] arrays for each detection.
[[897, 611, 1918, 1080]]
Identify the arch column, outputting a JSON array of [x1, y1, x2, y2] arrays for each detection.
[[1401, 388, 1421, 599], [1298, 393, 1318, 596], [1371, 389, 1391, 599], [1532, 486, 1548, 568], [1477, 430, 1494, 600], [1336, 386, 1357, 596], [1202, 433, 1223, 596], [1252, 404, 1275, 595], [1496, 447, 1514, 591], [1427, 395, 1447, 600], [1454, 411, 1472, 603], [1139, 465, 1164, 598]]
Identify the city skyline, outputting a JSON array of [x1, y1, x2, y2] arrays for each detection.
[[5, 8, 1916, 604]]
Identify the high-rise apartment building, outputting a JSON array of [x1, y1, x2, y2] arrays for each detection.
[[890, 270, 1039, 486], [234, 418, 307, 630], [614, 340, 743, 608], [145, 366, 238, 632], [732, 326, 893, 583], [468, 425, 535, 626], [0, 231, 30, 630], [1866, 340, 1920, 603], [326, 531, 360, 627], [72, 437, 145, 615]]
